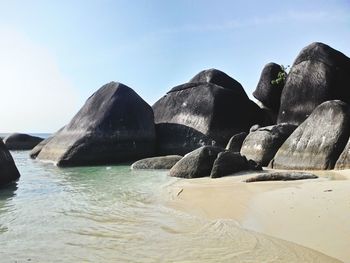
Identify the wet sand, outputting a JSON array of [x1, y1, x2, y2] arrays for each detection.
[[166, 169, 350, 262]]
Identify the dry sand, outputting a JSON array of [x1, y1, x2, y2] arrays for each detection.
[[165, 169, 350, 262]]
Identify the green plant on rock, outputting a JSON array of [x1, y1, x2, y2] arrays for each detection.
[[271, 64, 290, 86]]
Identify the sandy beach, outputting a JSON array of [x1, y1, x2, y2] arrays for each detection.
[[166, 169, 350, 262]]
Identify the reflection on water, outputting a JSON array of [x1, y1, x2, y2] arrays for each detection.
[[0, 151, 339, 262]]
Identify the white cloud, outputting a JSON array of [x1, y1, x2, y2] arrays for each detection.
[[0, 27, 79, 133]]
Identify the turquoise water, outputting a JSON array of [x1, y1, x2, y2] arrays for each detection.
[[0, 151, 339, 262]]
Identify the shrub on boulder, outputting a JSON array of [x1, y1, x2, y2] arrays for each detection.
[[277, 42, 350, 125], [253, 62, 285, 113]]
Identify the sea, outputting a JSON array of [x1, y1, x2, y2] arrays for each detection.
[[0, 134, 339, 262]]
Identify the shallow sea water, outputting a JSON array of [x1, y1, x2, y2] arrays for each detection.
[[0, 151, 339, 262]]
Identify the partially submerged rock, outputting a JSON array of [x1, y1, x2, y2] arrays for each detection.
[[245, 172, 318, 182], [253, 62, 285, 113], [3, 133, 43, 150], [131, 155, 182, 170], [0, 140, 20, 187], [37, 82, 156, 166], [29, 127, 65, 159], [210, 151, 261, 179], [271, 100, 350, 170], [153, 69, 267, 155], [225, 132, 247, 152], [277, 42, 350, 125], [240, 123, 296, 166], [169, 146, 223, 178]]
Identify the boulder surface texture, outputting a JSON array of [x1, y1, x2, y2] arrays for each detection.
[[153, 69, 267, 155], [277, 42, 350, 125], [225, 132, 247, 152], [3, 133, 43, 150], [169, 146, 223, 178], [0, 140, 20, 187], [240, 123, 296, 166], [210, 151, 261, 178], [131, 155, 182, 170], [38, 82, 156, 166], [271, 100, 350, 170]]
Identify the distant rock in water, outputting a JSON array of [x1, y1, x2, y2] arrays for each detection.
[[131, 155, 182, 170], [3, 133, 43, 150], [271, 100, 350, 170], [253, 62, 285, 113], [0, 140, 20, 187], [277, 42, 350, 125], [37, 82, 156, 166], [245, 172, 318, 182], [169, 146, 223, 178], [153, 69, 268, 155], [240, 123, 296, 166]]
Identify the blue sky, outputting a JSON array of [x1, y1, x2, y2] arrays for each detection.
[[0, 0, 349, 132]]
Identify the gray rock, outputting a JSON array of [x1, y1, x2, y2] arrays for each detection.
[[240, 123, 296, 166], [271, 100, 350, 170], [253, 62, 285, 113], [245, 172, 318, 182], [0, 140, 20, 187], [153, 69, 268, 155], [37, 82, 156, 166], [335, 140, 350, 169], [29, 127, 65, 159], [131, 155, 182, 170], [225, 132, 247, 152], [189, 68, 248, 98], [169, 146, 223, 178], [3, 133, 43, 150], [277, 42, 350, 126], [210, 151, 261, 179], [249, 124, 261, 133]]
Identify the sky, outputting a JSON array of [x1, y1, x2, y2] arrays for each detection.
[[0, 0, 349, 133]]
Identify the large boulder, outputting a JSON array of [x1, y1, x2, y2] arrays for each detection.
[[153, 69, 268, 155], [240, 123, 296, 166], [37, 82, 156, 166], [277, 42, 350, 125], [189, 68, 248, 98], [131, 155, 182, 170], [210, 151, 261, 178], [3, 133, 43, 150], [0, 140, 20, 187], [225, 132, 247, 152], [271, 100, 350, 170], [169, 146, 223, 178], [253, 62, 285, 113]]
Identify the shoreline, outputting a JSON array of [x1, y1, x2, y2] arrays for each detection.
[[165, 169, 350, 262]]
